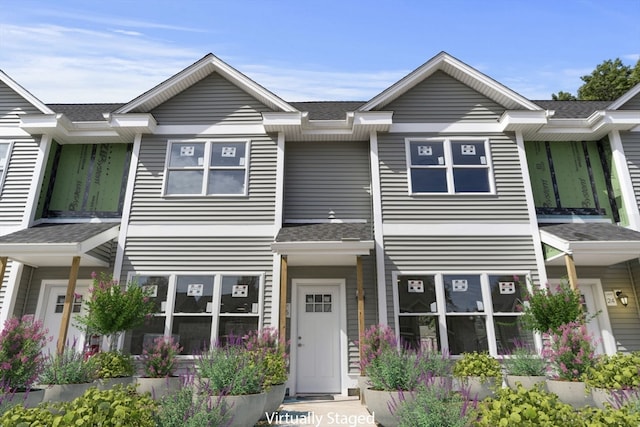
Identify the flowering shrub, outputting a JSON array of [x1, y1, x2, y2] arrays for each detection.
[[543, 321, 597, 381], [76, 272, 155, 350], [358, 324, 398, 375], [0, 315, 49, 391], [40, 345, 96, 384], [244, 327, 288, 387], [517, 279, 586, 334], [141, 336, 182, 378], [196, 344, 264, 395]]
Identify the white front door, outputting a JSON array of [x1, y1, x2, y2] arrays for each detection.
[[295, 283, 342, 393], [578, 282, 615, 355], [37, 282, 90, 357]]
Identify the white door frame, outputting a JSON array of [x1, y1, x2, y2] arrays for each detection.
[[550, 278, 616, 355], [289, 278, 348, 396], [35, 279, 92, 354]]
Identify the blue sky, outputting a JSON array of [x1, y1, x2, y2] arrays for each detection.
[[0, 0, 638, 103]]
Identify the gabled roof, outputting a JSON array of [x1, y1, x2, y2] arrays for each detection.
[[532, 100, 611, 118], [0, 69, 54, 114], [359, 51, 542, 112], [290, 102, 366, 120], [608, 82, 640, 110], [48, 103, 124, 121], [115, 53, 298, 114]]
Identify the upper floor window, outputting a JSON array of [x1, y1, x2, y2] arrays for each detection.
[[406, 138, 493, 194], [164, 140, 249, 196], [0, 142, 11, 188]]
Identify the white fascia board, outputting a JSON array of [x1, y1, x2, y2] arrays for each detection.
[[596, 110, 640, 126], [154, 124, 266, 135], [77, 225, 120, 254], [0, 70, 54, 114], [539, 230, 571, 252], [383, 223, 532, 236], [354, 111, 393, 126], [262, 112, 303, 127], [608, 82, 640, 110], [108, 114, 157, 133], [569, 240, 640, 253], [20, 114, 61, 130], [500, 110, 548, 131], [390, 123, 505, 133], [271, 240, 374, 256]]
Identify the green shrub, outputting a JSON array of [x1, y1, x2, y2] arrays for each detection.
[[0, 385, 157, 427], [89, 351, 135, 379], [503, 345, 546, 376], [394, 382, 477, 427], [579, 403, 640, 427], [475, 384, 582, 427], [366, 347, 423, 391], [415, 350, 452, 377], [197, 345, 264, 395], [585, 352, 640, 390], [154, 386, 230, 427], [40, 347, 96, 384], [453, 352, 502, 380], [518, 279, 586, 334]]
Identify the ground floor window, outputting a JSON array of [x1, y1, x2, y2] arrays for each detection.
[[126, 272, 263, 355], [394, 272, 531, 356]]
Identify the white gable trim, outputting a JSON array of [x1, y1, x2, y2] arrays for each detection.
[[0, 70, 54, 114], [608, 82, 640, 110], [359, 51, 542, 112], [114, 54, 298, 114]]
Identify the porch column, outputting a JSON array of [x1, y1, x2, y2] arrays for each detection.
[[279, 256, 288, 340], [0, 257, 7, 293], [57, 256, 81, 355], [564, 253, 578, 290], [356, 256, 365, 367]]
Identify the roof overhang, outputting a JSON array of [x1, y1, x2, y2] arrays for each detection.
[[19, 113, 156, 143], [263, 111, 392, 141], [540, 226, 640, 266], [271, 240, 374, 266], [0, 224, 119, 267]]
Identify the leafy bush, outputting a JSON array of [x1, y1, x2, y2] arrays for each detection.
[[503, 344, 546, 376], [0, 385, 157, 427], [40, 346, 96, 384], [0, 315, 49, 391], [154, 385, 230, 427], [89, 351, 135, 379], [244, 327, 288, 388], [579, 402, 640, 427], [140, 336, 182, 378], [197, 345, 264, 395], [367, 347, 423, 391], [393, 378, 477, 427], [357, 324, 397, 375], [475, 384, 581, 427], [414, 350, 452, 377], [585, 352, 640, 390], [518, 279, 585, 334], [453, 352, 501, 380], [542, 322, 596, 381]]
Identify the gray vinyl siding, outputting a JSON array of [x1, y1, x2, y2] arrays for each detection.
[[618, 93, 640, 110], [621, 131, 640, 207], [385, 71, 505, 123], [120, 236, 275, 327], [547, 261, 640, 352], [284, 141, 372, 222], [130, 134, 277, 223], [149, 73, 273, 124], [287, 256, 377, 373], [86, 240, 118, 267], [378, 133, 529, 222], [0, 82, 41, 125], [383, 235, 539, 327], [18, 266, 112, 316], [0, 138, 40, 224]]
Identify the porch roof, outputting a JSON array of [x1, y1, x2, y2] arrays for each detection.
[[272, 223, 374, 266], [0, 223, 119, 267], [540, 223, 640, 266]]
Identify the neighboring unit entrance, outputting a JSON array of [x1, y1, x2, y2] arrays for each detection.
[[293, 280, 344, 394], [36, 281, 91, 356]]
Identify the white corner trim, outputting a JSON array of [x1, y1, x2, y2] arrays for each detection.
[[274, 132, 285, 233], [370, 131, 388, 325], [24, 135, 52, 228], [0, 261, 23, 324], [383, 223, 532, 236], [112, 133, 142, 280], [609, 130, 640, 230]]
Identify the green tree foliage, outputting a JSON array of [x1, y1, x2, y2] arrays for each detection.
[[551, 91, 577, 100], [577, 58, 640, 101]]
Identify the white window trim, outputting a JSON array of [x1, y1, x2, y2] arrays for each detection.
[[405, 137, 495, 195], [0, 141, 13, 194], [392, 270, 530, 357], [127, 271, 264, 356], [162, 139, 250, 197]]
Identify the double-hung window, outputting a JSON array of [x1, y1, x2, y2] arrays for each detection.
[[406, 138, 493, 194], [165, 140, 249, 195], [395, 272, 530, 356]]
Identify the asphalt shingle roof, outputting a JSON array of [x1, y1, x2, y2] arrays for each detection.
[[47, 103, 125, 121], [290, 101, 366, 120], [532, 100, 611, 118], [0, 223, 118, 244], [275, 223, 373, 242], [540, 223, 640, 242]]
